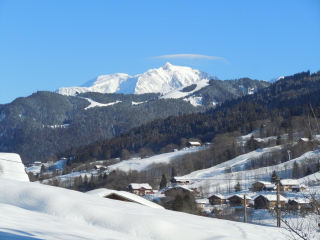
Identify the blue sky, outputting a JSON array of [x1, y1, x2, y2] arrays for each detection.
[[0, 0, 319, 104]]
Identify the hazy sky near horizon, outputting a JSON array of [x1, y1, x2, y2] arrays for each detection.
[[0, 0, 319, 104]]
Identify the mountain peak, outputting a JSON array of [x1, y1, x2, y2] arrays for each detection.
[[55, 63, 214, 96], [162, 62, 173, 70]]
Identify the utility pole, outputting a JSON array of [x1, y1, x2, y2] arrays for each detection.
[[276, 176, 281, 227], [244, 194, 247, 223]]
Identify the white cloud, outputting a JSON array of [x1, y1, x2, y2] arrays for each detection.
[[150, 54, 228, 63]]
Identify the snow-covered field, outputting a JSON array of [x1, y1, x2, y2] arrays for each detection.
[[0, 178, 287, 239], [26, 158, 67, 175]]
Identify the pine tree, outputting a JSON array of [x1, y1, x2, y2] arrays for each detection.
[[40, 164, 46, 174], [171, 167, 176, 178], [271, 170, 278, 183], [234, 182, 241, 192], [276, 136, 282, 145], [159, 174, 167, 189], [292, 161, 299, 179]]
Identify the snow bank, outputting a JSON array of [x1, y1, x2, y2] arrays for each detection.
[[0, 179, 285, 239], [0, 152, 29, 181]]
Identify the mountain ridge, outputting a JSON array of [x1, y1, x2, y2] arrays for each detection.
[[55, 63, 217, 96]]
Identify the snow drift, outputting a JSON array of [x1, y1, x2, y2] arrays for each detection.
[[0, 178, 285, 239]]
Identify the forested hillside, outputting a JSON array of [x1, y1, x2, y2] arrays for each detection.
[[0, 77, 268, 163], [62, 70, 320, 163]]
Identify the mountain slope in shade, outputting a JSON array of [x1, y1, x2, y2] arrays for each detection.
[[55, 63, 216, 96]]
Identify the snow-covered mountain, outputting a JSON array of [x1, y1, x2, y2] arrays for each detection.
[[55, 63, 216, 96]]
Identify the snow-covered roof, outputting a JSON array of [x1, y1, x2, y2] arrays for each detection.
[[256, 181, 273, 186], [172, 176, 191, 182], [255, 194, 287, 202], [165, 186, 193, 192], [95, 165, 106, 169], [288, 198, 310, 204], [299, 138, 309, 142], [228, 194, 251, 200], [280, 179, 299, 186], [128, 183, 152, 190], [196, 199, 209, 204], [189, 141, 201, 145], [86, 188, 164, 209], [208, 193, 226, 200]]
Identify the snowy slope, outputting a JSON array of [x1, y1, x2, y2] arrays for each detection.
[[108, 146, 205, 172], [0, 178, 286, 239], [0, 152, 29, 181], [55, 63, 214, 96]]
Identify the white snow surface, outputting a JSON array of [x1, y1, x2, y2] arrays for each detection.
[[82, 97, 122, 110], [86, 188, 164, 209], [109, 146, 205, 172], [0, 178, 286, 239], [55, 63, 214, 96], [0, 152, 29, 181], [161, 78, 210, 99]]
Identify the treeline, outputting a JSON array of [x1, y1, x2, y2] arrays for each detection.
[[0, 77, 270, 163]]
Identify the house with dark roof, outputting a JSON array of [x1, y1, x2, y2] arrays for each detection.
[[251, 181, 275, 192], [254, 194, 287, 209], [207, 194, 226, 205], [227, 195, 251, 207]]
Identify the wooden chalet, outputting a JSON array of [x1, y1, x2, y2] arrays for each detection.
[[94, 165, 107, 172], [170, 177, 191, 186], [251, 181, 275, 192], [126, 183, 153, 196], [207, 194, 226, 205], [227, 195, 251, 207], [196, 199, 209, 210], [254, 195, 287, 209], [280, 179, 300, 192], [164, 186, 194, 198], [287, 198, 311, 210]]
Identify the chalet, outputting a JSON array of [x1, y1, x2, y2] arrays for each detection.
[[251, 181, 275, 192], [287, 198, 311, 210], [280, 179, 300, 192], [164, 186, 194, 198], [190, 187, 201, 198], [126, 183, 153, 196], [254, 195, 287, 209], [94, 165, 107, 172], [227, 194, 251, 207], [207, 194, 226, 205], [170, 177, 191, 186], [196, 199, 209, 210], [187, 141, 201, 147], [34, 161, 42, 166], [86, 189, 164, 209]]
